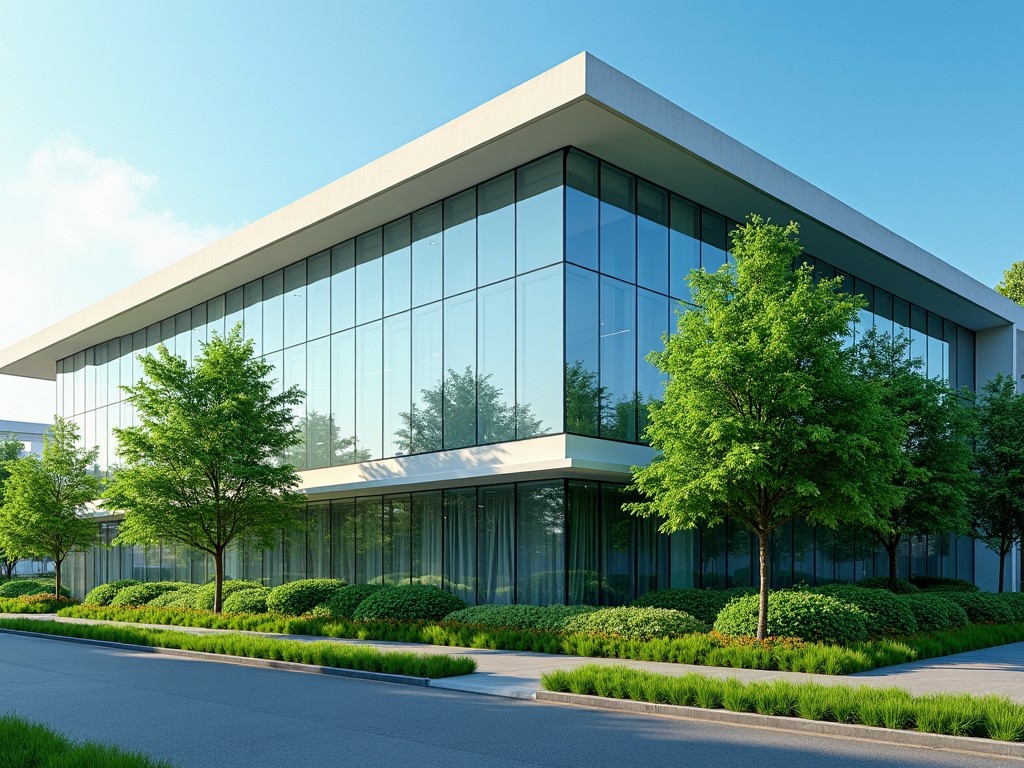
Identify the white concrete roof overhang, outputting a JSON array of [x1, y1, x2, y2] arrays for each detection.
[[2, 52, 1021, 382]]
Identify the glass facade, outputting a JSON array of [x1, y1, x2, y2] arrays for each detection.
[[65, 480, 977, 602], [53, 146, 983, 601]]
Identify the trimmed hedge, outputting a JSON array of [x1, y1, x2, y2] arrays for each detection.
[[0, 594, 79, 613], [110, 582, 191, 607], [941, 592, 1016, 624], [84, 580, 141, 606], [312, 584, 388, 620], [0, 579, 70, 599], [714, 591, 868, 645], [147, 584, 203, 608], [222, 586, 271, 614], [995, 592, 1024, 622], [190, 580, 265, 611], [910, 576, 979, 593], [814, 585, 918, 637], [353, 585, 466, 622], [563, 607, 706, 640], [903, 593, 970, 632], [855, 576, 920, 594], [631, 589, 729, 625], [443, 604, 598, 632], [266, 578, 347, 616]]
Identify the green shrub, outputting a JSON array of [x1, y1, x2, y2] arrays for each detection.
[[0, 579, 70, 599], [190, 580, 265, 610], [910, 576, 979, 593], [0, 594, 79, 613], [631, 589, 730, 624], [353, 584, 466, 622], [941, 592, 1016, 624], [84, 579, 141, 606], [443, 604, 597, 632], [855, 576, 919, 594], [222, 586, 271, 614], [147, 584, 202, 608], [714, 591, 868, 645], [903, 593, 970, 632], [311, 584, 388, 620], [110, 582, 191, 607], [265, 578, 347, 616], [994, 592, 1024, 622], [563, 607, 706, 640], [814, 584, 917, 637]]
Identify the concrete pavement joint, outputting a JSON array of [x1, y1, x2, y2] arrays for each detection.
[[535, 690, 1024, 761]]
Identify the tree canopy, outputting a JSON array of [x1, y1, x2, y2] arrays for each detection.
[[627, 215, 904, 639], [104, 326, 305, 612], [0, 434, 25, 578], [972, 374, 1024, 591], [0, 418, 100, 596], [853, 328, 975, 586], [995, 261, 1024, 306]]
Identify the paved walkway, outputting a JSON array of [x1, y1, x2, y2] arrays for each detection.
[[3, 612, 1022, 702]]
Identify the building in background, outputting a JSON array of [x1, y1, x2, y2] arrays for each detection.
[[0, 419, 53, 575], [1, 54, 1021, 599]]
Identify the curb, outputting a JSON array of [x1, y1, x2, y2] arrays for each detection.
[[0, 627, 432, 687], [535, 691, 1024, 760]]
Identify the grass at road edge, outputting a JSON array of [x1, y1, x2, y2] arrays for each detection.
[[0, 713, 176, 767], [542, 664, 1024, 742], [0, 618, 476, 679]]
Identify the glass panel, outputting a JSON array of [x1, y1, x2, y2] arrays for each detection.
[[383, 313, 411, 458], [873, 287, 894, 336], [383, 495, 411, 585], [94, 344, 107, 409], [356, 228, 383, 326], [412, 204, 442, 307], [517, 265, 563, 438], [477, 172, 515, 286], [307, 503, 330, 579], [84, 348, 96, 412], [957, 327, 974, 391], [283, 507, 307, 583], [264, 531, 284, 587], [700, 209, 728, 273], [567, 481, 600, 605], [207, 294, 226, 341], [516, 153, 563, 274], [331, 240, 355, 332], [306, 336, 330, 469], [356, 321, 383, 460], [793, 519, 815, 586], [600, 277, 636, 441], [565, 150, 598, 270], [669, 195, 700, 303], [478, 484, 515, 605], [477, 280, 516, 444], [944, 319, 958, 389], [444, 488, 477, 603], [263, 270, 284, 353], [565, 266, 600, 437], [637, 289, 668, 438], [726, 518, 753, 588], [330, 330, 359, 464], [330, 499, 355, 584], [284, 261, 306, 349], [669, 529, 697, 589], [174, 313, 190, 365], [701, 524, 726, 589], [407, 303, 443, 454], [927, 313, 944, 381], [443, 190, 476, 297], [383, 217, 412, 316], [307, 250, 331, 341], [910, 305, 927, 373], [517, 481, 565, 605], [443, 292, 476, 449], [599, 164, 636, 283], [355, 498, 382, 584], [600, 485, 633, 605], [283, 344, 306, 469], [189, 306, 206, 366], [412, 491, 443, 588], [225, 286, 243, 337], [637, 180, 668, 292]]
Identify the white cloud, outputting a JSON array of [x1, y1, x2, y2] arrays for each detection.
[[0, 137, 229, 423]]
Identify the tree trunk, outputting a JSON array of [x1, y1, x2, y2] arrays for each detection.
[[1, 560, 14, 579], [54, 558, 62, 599], [214, 548, 224, 613], [998, 551, 1006, 594], [757, 531, 770, 641]]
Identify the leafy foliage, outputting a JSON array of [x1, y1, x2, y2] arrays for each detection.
[[628, 216, 903, 638], [443, 604, 598, 632], [0, 578, 70, 598], [814, 584, 918, 637], [104, 326, 306, 612], [714, 591, 868, 645], [910, 576, 979, 593], [311, 584, 387, 620], [147, 584, 203, 608], [190, 580, 264, 611], [352, 584, 466, 622], [265, 578, 347, 616], [563, 606, 706, 640], [902, 593, 970, 632], [222, 586, 270, 614], [631, 588, 732, 624], [0, 434, 26, 579], [0, 417, 101, 597], [855, 576, 919, 594], [939, 592, 1016, 624], [995, 261, 1024, 306], [84, 579, 142, 606], [0, 594, 78, 613], [109, 582, 191, 607]]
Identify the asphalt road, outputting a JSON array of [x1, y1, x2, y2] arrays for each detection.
[[0, 633, 1013, 768]]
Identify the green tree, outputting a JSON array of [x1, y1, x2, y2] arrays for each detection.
[[104, 326, 305, 612], [0, 418, 101, 596], [854, 327, 975, 587], [627, 216, 903, 639], [972, 374, 1024, 592], [0, 435, 26, 578], [995, 261, 1024, 306]]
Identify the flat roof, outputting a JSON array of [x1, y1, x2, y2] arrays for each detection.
[[2, 52, 1021, 381]]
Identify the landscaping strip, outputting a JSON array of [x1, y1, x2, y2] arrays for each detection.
[[0, 713, 176, 767], [540, 665, 1024, 747], [0, 618, 476, 679]]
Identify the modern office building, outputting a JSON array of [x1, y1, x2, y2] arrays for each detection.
[[1, 54, 1021, 600]]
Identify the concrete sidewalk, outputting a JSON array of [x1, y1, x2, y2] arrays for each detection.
[[3, 612, 1022, 702]]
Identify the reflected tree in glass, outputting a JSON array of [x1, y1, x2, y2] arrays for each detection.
[[282, 410, 372, 467]]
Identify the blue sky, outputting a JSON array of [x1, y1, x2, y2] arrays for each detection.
[[0, 0, 1021, 422]]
